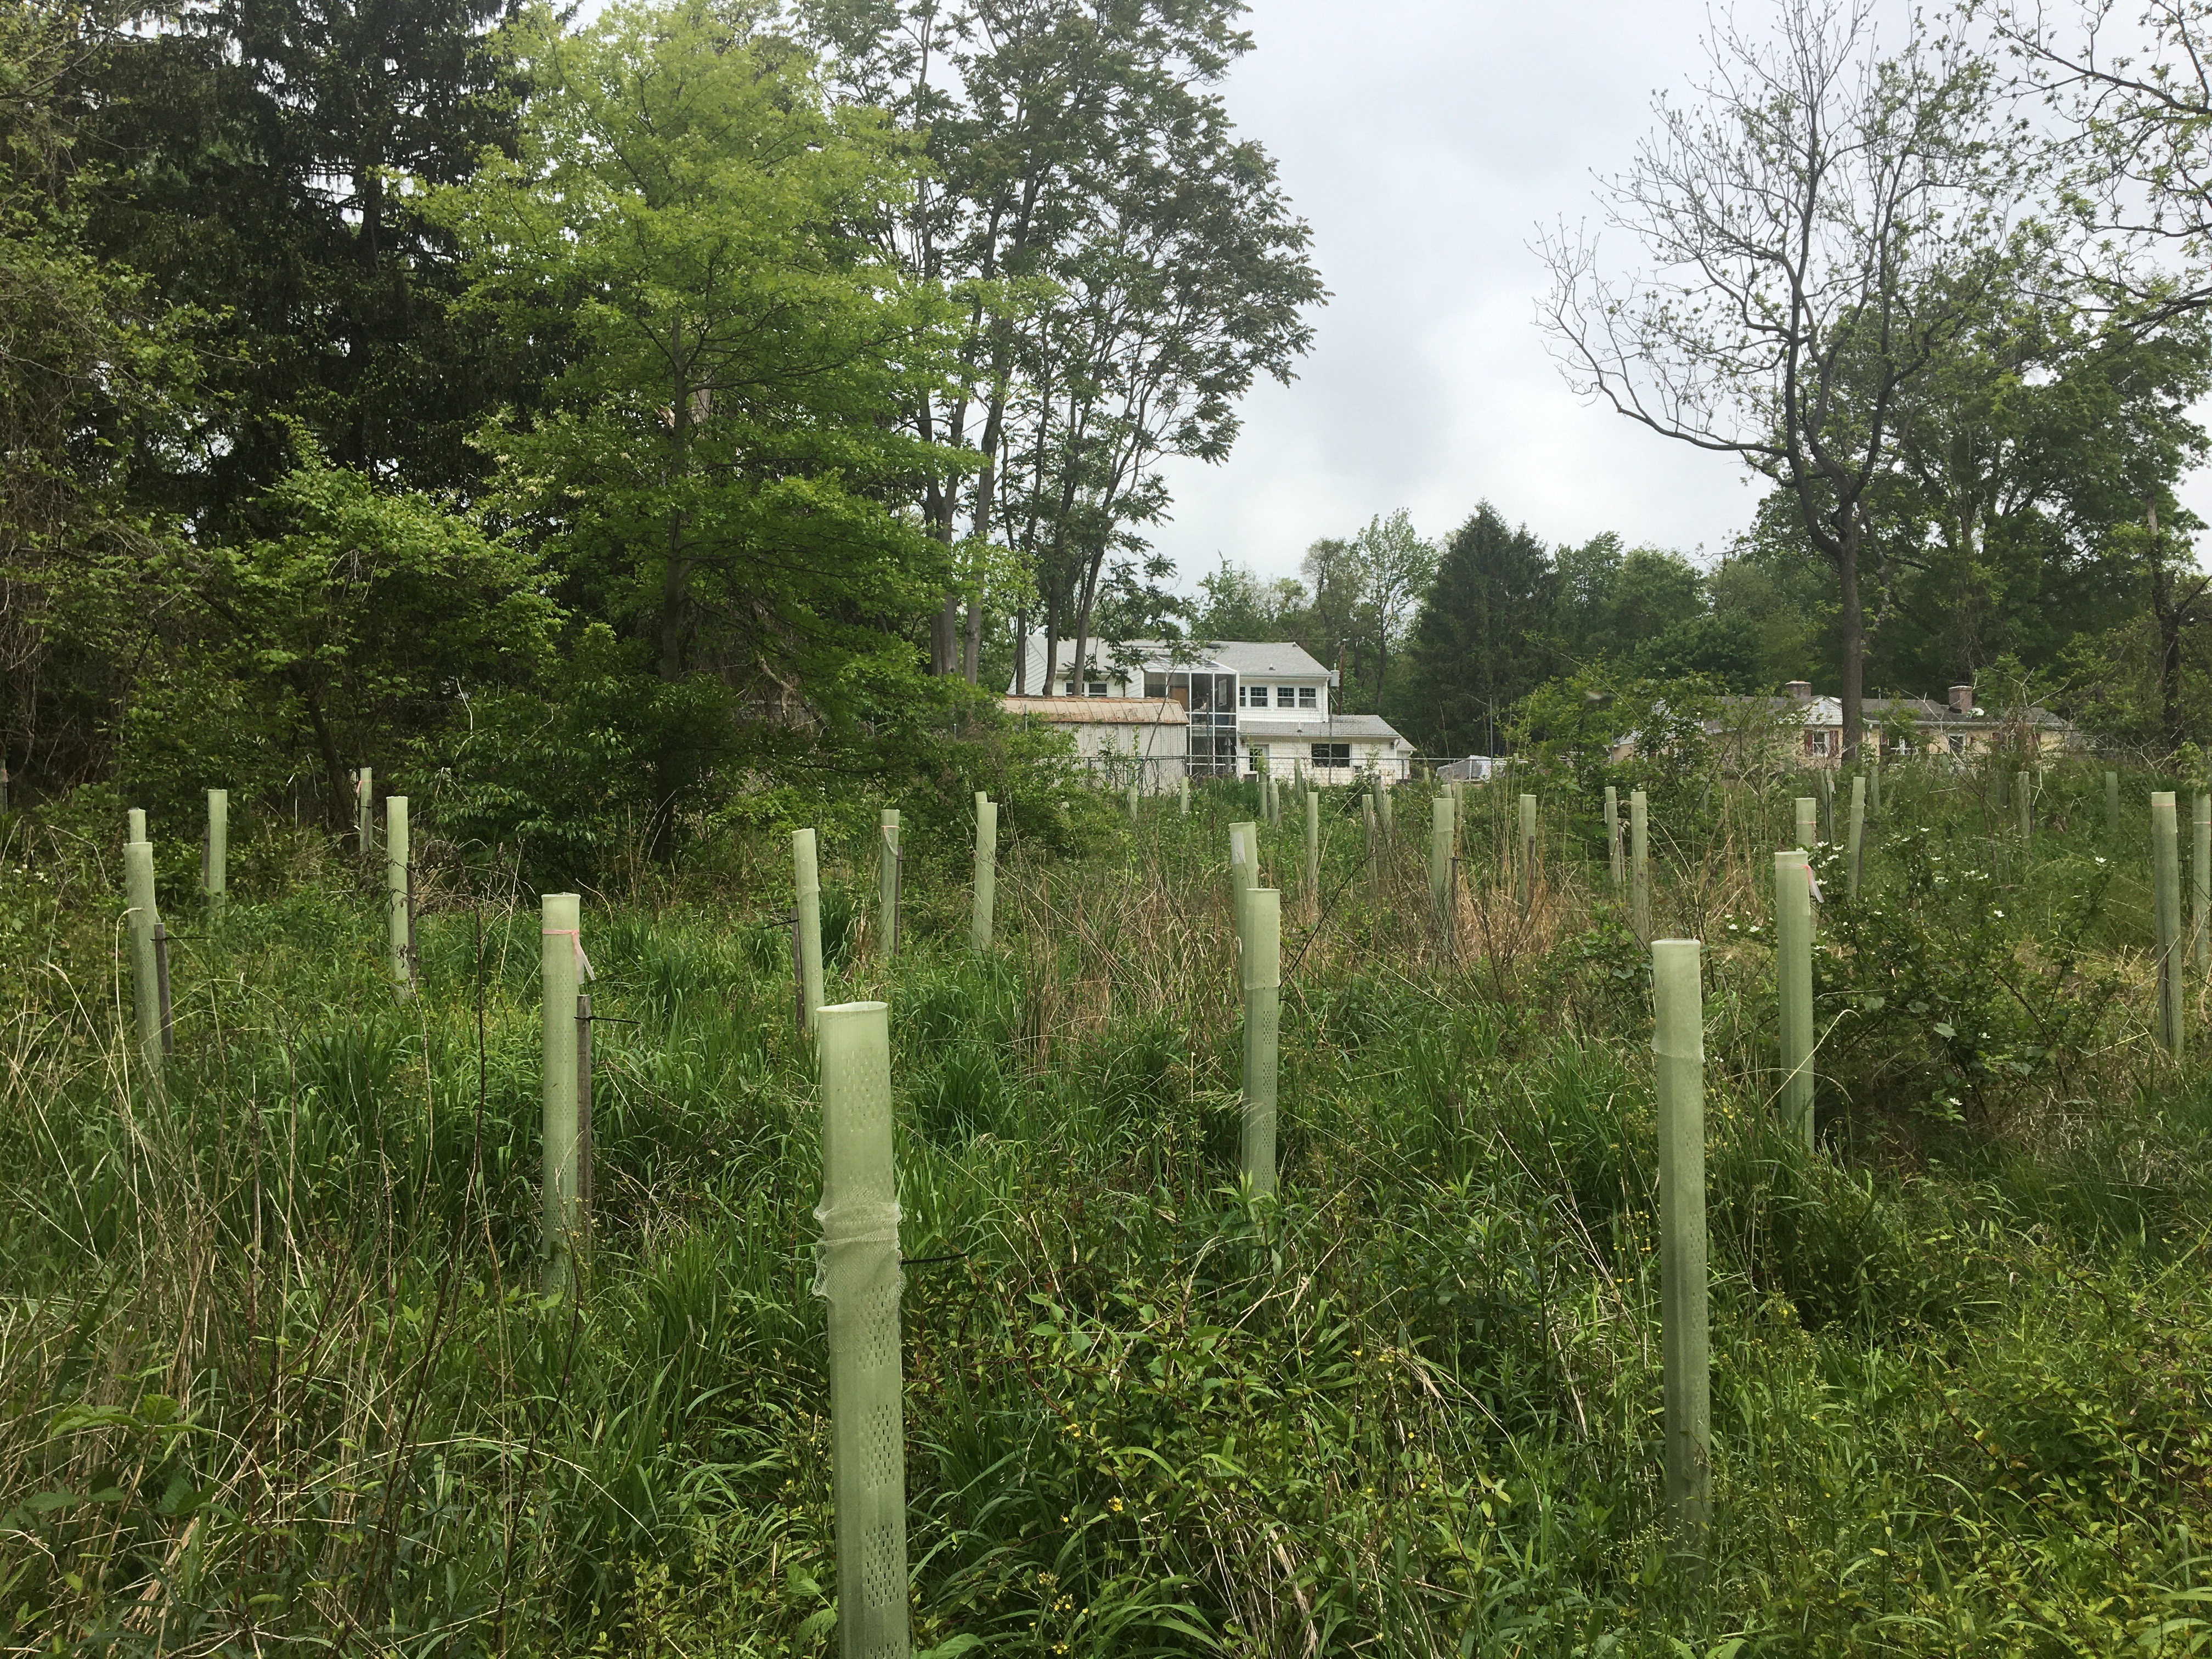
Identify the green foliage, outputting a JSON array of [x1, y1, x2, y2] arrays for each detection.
[[122, 456, 555, 822], [1395, 501, 1558, 754], [1512, 664, 1724, 800]]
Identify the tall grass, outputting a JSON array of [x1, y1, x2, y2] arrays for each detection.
[[5, 761, 2212, 1655]]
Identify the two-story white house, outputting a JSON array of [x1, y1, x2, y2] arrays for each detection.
[[1008, 636, 1415, 785]]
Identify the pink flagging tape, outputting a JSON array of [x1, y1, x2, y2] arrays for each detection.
[[541, 927, 597, 983]]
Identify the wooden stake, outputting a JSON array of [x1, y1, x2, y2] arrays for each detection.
[[127, 807, 146, 843], [358, 766, 375, 857], [577, 992, 594, 1218], [2107, 770, 2121, 842], [1654, 936, 1709, 1555], [1775, 849, 1815, 1149]]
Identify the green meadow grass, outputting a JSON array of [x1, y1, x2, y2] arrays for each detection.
[[5, 765, 2212, 1655]]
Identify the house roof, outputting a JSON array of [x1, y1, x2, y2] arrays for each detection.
[[1012, 635, 1330, 690], [1722, 693, 2069, 729], [1242, 715, 1409, 744], [1000, 695, 1189, 725]]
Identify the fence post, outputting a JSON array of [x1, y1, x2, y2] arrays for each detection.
[[1654, 936, 1709, 1556], [541, 891, 583, 1293], [1605, 785, 1622, 895], [1630, 789, 1651, 943], [877, 809, 901, 962], [2194, 791, 2210, 973], [2154, 791, 2183, 1058], [968, 795, 997, 952], [123, 839, 163, 1083], [1377, 776, 1393, 839], [814, 999, 910, 1659], [205, 788, 228, 912], [1847, 775, 1867, 901], [1241, 887, 1281, 1198], [1775, 849, 1815, 1149], [1794, 795, 1817, 850], [794, 830, 826, 1031], [387, 795, 413, 993]]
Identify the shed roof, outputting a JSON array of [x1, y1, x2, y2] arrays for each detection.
[[1000, 695, 1189, 725]]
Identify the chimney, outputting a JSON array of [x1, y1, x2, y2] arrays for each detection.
[[1784, 680, 1813, 702], [1949, 683, 1973, 714]]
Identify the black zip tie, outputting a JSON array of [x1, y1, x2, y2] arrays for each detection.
[[902, 1251, 970, 1267]]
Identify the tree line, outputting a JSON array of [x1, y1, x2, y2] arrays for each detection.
[[0, 0, 1321, 863]]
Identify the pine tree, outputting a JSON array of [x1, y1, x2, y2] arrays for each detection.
[[1392, 503, 1556, 757]]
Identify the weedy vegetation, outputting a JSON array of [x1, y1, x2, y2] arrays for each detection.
[[6, 760, 2212, 1656]]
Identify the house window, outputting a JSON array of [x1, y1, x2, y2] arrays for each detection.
[[1805, 730, 1832, 757], [1948, 734, 1966, 755], [1144, 673, 1167, 698], [1240, 685, 1266, 707], [1311, 743, 1351, 766], [1276, 686, 1297, 706], [1297, 686, 1318, 709]]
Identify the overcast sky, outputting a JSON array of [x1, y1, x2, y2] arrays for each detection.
[[1148, 0, 2212, 594]]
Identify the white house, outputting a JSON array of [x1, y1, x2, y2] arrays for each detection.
[[1009, 636, 1415, 785]]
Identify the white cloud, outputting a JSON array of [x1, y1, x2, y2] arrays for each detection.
[[1150, 0, 2212, 587]]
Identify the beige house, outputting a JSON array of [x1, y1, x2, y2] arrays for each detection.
[[999, 695, 1190, 790]]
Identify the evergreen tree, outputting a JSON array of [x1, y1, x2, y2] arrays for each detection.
[[1392, 503, 1555, 756]]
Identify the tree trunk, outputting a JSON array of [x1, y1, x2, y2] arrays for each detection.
[[651, 322, 695, 857], [1838, 526, 1864, 764], [1013, 601, 1029, 694]]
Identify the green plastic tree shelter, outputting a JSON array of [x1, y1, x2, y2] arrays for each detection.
[[1847, 776, 1867, 901], [2194, 792, 2210, 972], [2107, 770, 2122, 840], [1775, 850, 1815, 1149], [1630, 790, 1651, 942], [1653, 936, 1710, 1554], [1604, 785, 1622, 894], [812, 999, 910, 1659], [2154, 792, 2184, 1058], [1516, 793, 1537, 913], [1794, 796, 1817, 851], [123, 839, 164, 1082], [1178, 775, 1190, 815], [1429, 794, 1455, 939], [387, 795, 413, 992], [1305, 788, 1321, 921], [877, 809, 901, 960], [541, 892, 591, 1292], [970, 795, 997, 951], [1241, 887, 1281, 1198], [204, 789, 228, 911], [358, 766, 375, 856], [794, 830, 827, 1032], [1126, 777, 1139, 820]]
